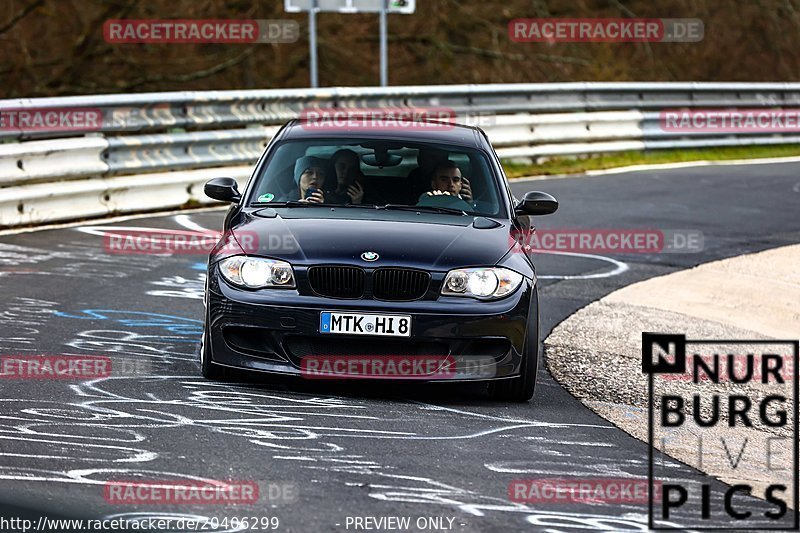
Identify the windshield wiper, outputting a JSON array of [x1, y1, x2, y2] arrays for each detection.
[[251, 202, 381, 209], [382, 204, 468, 216], [249, 202, 464, 214]]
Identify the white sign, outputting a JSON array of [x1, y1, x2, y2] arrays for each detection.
[[285, 0, 415, 14]]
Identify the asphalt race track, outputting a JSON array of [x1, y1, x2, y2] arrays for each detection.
[[0, 161, 798, 532]]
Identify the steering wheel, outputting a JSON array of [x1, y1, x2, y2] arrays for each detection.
[[417, 192, 473, 212]]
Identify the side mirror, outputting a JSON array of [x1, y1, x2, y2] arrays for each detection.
[[515, 191, 558, 216], [204, 177, 241, 203]]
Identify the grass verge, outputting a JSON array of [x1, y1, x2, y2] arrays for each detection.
[[502, 144, 800, 179]]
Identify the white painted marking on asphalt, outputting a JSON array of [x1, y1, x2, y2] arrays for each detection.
[[74, 225, 197, 238], [0, 206, 228, 237], [534, 250, 630, 280], [793, 181, 800, 192], [324, 458, 380, 465], [0, 433, 156, 463], [414, 402, 613, 428], [342, 423, 539, 440], [0, 467, 241, 486], [524, 437, 615, 447], [174, 214, 212, 233], [484, 461, 645, 475]]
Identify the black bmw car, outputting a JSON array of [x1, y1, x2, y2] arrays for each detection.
[[201, 118, 558, 401]]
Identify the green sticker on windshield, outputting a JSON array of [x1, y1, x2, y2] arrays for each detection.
[[257, 193, 275, 202]]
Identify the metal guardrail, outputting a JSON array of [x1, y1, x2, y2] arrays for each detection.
[[104, 127, 279, 175], [0, 165, 254, 228], [4, 82, 800, 139], [2, 82, 800, 228]]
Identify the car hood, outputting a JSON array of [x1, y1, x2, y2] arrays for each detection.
[[231, 212, 513, 271]]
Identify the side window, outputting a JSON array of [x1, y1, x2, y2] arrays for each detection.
[[252, 143, 306, 202], [465, 152, 499, 212]]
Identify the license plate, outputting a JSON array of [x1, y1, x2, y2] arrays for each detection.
[[320, 312, 411, 337]]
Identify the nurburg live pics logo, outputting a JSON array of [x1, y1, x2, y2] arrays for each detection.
[[643, 332, 799, 530]]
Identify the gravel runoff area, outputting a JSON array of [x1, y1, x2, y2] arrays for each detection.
[[544, 244, 800, 508]]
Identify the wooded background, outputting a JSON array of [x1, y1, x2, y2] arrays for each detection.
[[1, 0, 797, 98]]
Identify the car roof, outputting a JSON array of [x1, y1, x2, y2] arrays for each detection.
[[280, 118, 485, 147]]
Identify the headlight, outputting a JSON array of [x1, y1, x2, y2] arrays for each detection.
[[218, 256, 295, 289], [442, 267, 523, 300]]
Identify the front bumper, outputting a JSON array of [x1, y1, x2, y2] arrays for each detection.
[[205, 266, 534, 381]]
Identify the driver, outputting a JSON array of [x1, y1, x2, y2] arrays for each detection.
[[406, 147, 448, 202], [419, 160, 473, 202]]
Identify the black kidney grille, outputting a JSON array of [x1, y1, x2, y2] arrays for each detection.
[[308, 266, 365, 299], [373, 268, 430, 301]]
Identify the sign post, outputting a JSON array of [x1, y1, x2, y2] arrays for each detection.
[[309, 0, 318, 88], [379, 0, 388, 87], [285, 0, 415, 87]]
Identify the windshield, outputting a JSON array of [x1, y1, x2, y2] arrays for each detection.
[[247, 138, 504, 217]]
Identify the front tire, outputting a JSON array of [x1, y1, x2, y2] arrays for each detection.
[[488, 285, 539, 402]]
